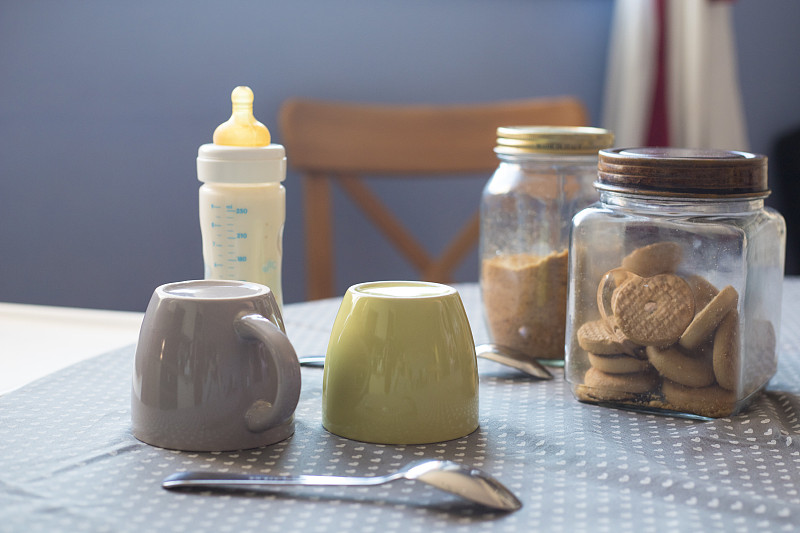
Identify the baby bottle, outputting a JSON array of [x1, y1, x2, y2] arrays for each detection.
[[197, 86, 287, 307]]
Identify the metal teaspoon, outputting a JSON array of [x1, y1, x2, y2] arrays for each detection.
[[297, 343, 553, 380], [162, 459, 522, 511]]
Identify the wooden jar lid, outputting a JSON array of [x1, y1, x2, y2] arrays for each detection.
[[596, 147, 769, 198]]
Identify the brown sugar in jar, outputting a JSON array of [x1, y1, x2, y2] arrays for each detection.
[[479, 127, 613, 364], [481, 251, 569, 360]]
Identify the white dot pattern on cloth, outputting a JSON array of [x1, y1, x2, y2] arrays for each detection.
[[0, 283, 798, 532]]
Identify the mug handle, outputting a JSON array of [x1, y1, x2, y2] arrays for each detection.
[[235, 314, 302, 433]]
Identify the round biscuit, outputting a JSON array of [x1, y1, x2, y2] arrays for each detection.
[[599, 268, 634, 309], [606, 315, 646, 357], [661, 379, 737, 418], [645, 344, 715, 388], [612, 274, 695, 346], [574, 383, 637, 403], [588, 352, 652, 374], [686, 275, 719, 311], [746, 319, 776, 360], [577, 319, 627, 355], [583, 366, 659, 397], [621, 241, 683, 277], [713, 309, 740, 391], [597, 268, 636, 321], [679, 285, 738, 350], [743, 319, 777, 396]]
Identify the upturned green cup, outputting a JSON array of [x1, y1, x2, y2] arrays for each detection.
[[322, 281, 479, 444]]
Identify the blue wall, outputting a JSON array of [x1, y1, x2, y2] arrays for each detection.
[[1, 0, 798, 311]]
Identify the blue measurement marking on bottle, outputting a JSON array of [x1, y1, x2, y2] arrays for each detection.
[[211, 204, 249, 274]]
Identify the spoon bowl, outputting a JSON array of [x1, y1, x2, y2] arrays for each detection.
[[474, 343, 553, 380], [162, 459, 521, 511], [403, 460, 522, 511]]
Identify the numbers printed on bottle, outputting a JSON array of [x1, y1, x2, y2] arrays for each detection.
[[236, 208, 248, 214], [237, 233, 247, 239]]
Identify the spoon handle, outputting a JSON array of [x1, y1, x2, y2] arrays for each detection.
[[297, 351, 553, 380], [297, 354, 326, 366], [163, 471, 391, 490]]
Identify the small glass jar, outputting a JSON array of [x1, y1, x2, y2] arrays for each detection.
[[480, 126, 614, 365], [566, 147, 786, 419]]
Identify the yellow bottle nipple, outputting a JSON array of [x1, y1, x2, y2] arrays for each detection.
[[212, 86, 271, 147]]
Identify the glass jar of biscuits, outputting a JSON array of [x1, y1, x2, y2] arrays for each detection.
[[566, 147, 786, 419], [480, 126, 613, 365]]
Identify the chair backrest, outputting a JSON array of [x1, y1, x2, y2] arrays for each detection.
[[279, 96, 587, 300]]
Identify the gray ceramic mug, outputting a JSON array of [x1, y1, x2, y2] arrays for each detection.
[[131, 280, 301, 451]]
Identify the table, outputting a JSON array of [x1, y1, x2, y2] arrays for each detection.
[[1, 283, 799, 532], [0, 303, 143, 396]]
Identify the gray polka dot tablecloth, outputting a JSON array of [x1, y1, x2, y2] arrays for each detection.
[[1, 283, 799, 533]]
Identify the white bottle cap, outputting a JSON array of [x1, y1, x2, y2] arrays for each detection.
[[197, 143, 286, 184]]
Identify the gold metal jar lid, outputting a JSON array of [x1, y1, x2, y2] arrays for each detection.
[[596, 147, 769, 198], [495, 126, 614, 156]]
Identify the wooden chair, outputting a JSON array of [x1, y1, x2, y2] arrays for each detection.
[[279, 96, 587, 300]]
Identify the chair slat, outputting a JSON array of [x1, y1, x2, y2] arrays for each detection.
[[280, 97, 587, 299]]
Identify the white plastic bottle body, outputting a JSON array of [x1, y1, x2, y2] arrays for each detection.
[[199, 182, 285, 307]]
